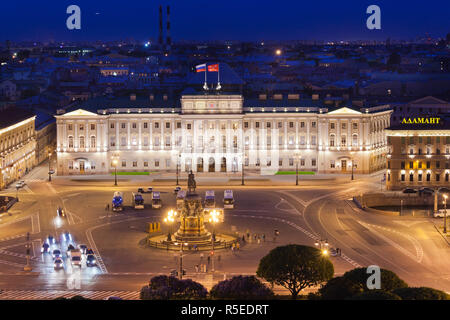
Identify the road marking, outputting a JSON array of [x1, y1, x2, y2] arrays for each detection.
[[274, 198, 301, 215], [0, 259, 25, 268], [229, 213, 362, 268], [360, 222, 424, 263], [23, 186, 34, 194], [31, 212, 40, 234], [0, 215, 33, 229], [392, 220, 425, 228], [0, 234, 26, 243]]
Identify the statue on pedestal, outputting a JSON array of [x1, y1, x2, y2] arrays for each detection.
[[188, 170, 196, 193]]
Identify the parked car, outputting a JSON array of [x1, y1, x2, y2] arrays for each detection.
[[147, 187, 153, 193], [174, 186, 181, 194], [86, 248, 94, 255], [47, 235, 56, 245], [54, 258, 64, 269], [56, 207, 66, 218], [403, 188, 417, 194], [434, 209, 449, 218], [62, 231, 72, 242], [138, 188, 145, 193], [52, 249, 61, 259], [15, 181, 25, 188], [66, 244, 75, 256], [41, 243, 50, 254], [86, 254, 97, 267], [78, 244, 88, 255]]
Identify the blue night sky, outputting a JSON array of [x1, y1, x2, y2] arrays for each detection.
[[0, 0, 449, 42]]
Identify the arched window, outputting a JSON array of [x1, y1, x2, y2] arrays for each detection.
[[79, 136, 85, 148], [352, 134, 358, 146], [330, 134, 335, 147], [90, 136, 96, 148], [68, 136, 74, 148]]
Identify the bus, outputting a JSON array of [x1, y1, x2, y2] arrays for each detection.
[[224, 190, 234, 209], [132, 192, 144, 209], [112, 192, 123, 212], [204, 190, 215, 209], [152, 191, 162, 209], [176, 190, 186, 211]]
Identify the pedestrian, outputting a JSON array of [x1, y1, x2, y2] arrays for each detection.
[[195, 265, 199, 273], [242, 235, 245, 242], [262, 234, 266, 242], [207, 256, 211, 265], [231, 243, 235, 252], [236, 242, 240, 250], [257, 238, 261, 244], [246, 232, 250, 239], [200, 253, 204, 262]]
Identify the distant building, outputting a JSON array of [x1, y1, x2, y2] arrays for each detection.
[[391, 96, 450, 125], [385, 115, 450, 190], [0, 108, 36, 189]]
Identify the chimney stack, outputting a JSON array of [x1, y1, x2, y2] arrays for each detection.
[[166, 6, 171, 48], [158, 5, 163, 47]]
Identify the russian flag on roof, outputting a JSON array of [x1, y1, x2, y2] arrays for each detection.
[[195, 64, 206, 72]]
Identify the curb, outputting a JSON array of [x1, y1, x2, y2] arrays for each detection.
[[432, 222, 450, 246]]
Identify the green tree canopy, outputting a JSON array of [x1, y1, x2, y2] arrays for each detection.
[[342, 267, 408, 292], [256, 244, 334, 299], [393, 287, 449, 300], [210, 275, 274, 300], [351, 290, 402, 300], [319, 276, 363, 300]]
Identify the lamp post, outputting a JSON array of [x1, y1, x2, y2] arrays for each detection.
[[174, 242, 188, 279], [294, 151, 301, 186], [164, 209, 177, 237], [241, 157, 246, 186], [208, 210, 220, 272], [48, 152, 52, 182], [444, 194, 448, 234], [350, 151, 355, 181], [112, 159, 118, 186], [176, 153, 181, 186]]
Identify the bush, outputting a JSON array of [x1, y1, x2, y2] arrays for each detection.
[[319, 276, 363, 300], [210, 276, 273, 300], [393, 287, 449, 300], [351, 290, 402, 300], [140, 275, 207, 300], [342, 267, 408, 292]]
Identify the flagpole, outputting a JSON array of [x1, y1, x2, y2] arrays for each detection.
[[216, 63, 221, 90], [203, 64, 208, 90]]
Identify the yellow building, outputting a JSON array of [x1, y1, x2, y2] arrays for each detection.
[[385, 116, 450, 190], [0, 108, 36, 189]]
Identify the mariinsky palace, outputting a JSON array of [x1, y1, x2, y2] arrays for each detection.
[[55, 90, 392, 176]]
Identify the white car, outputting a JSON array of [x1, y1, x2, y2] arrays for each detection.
[[15, 181, 25, 188], [54, 258, 64, 269], [434, 209, 449, 218]]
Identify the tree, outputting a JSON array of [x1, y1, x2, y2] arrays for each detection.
[[256, 245, 334, 299], [140, 275, 207, 300], [393, 287, 449, 300], [342, 268, 408, 292], [319, 276, 363, 300], [351, 290, 401, 300], [210, 275, 274, 300]]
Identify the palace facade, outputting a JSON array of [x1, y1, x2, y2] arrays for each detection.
[[55, 92, 392, 176]]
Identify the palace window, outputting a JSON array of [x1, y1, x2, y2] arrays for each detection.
[[68, 136, 74, 148], [144, 122, 148, 129], [121, 123, 126, 129], [90, 124, 95, 131], [110, 136, 115, 147], [90, 136, 96, 148], [79, 136, 85, 148]]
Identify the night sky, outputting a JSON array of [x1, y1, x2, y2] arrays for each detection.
[[1, 0, 449, 42]]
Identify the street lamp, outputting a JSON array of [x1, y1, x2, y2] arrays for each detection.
[[350, 151, 355, 181], [208, 209, 220, 272], [176, 153, 180, 186], [444, 194, 448, 234], [174, 242, 188, 279], [164, 209, 178, 237], [112, 158, 118, 186], [48, 151, 52, 182], [294, 151, 301, 186], [241, 156, 246, 186]]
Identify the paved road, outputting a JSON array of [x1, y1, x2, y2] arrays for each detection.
[[0, 163, 449, 299]]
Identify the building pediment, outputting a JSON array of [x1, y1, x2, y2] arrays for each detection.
[[327, 107, 362, 115], [62, 109, 98, 117]]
